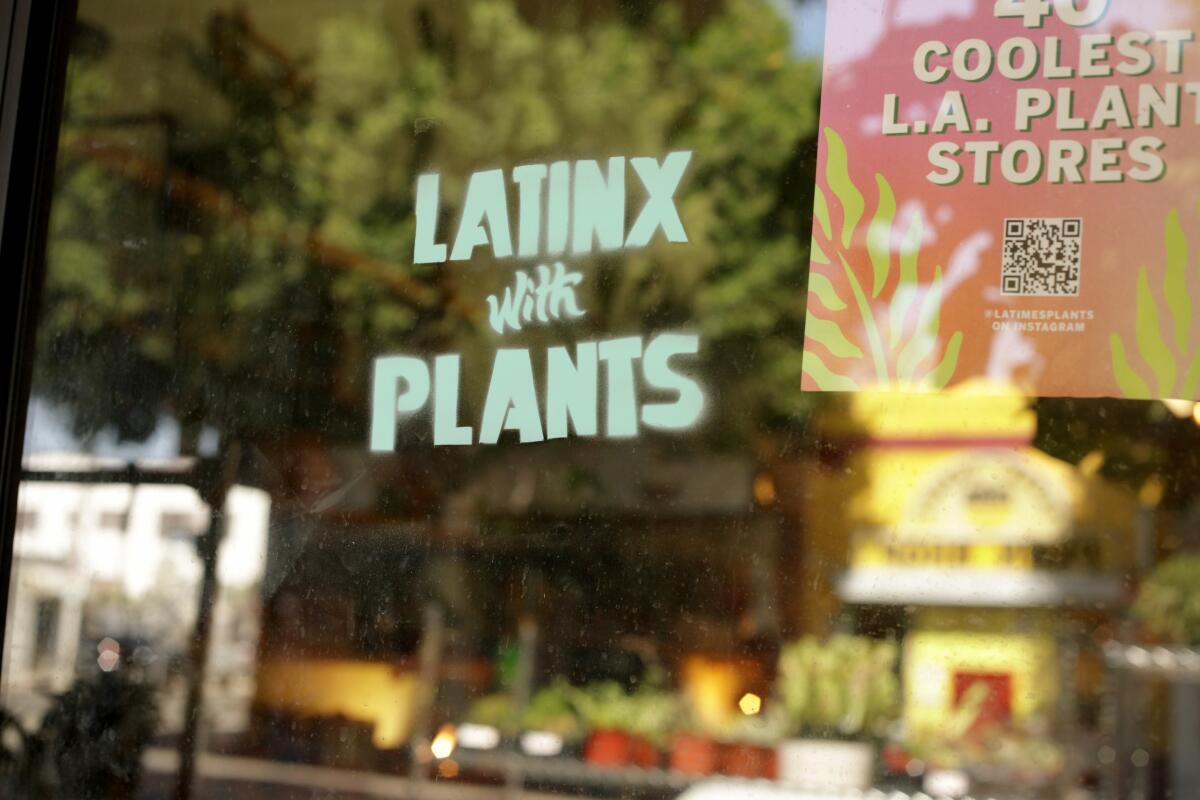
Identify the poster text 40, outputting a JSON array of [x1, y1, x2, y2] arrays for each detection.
[[994, 0, 1109, 29]]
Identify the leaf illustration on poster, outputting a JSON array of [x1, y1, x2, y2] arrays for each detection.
[[1110, 204, 1200, 399], [802, 0, 1200, 400], [804, 127, 962, 391]]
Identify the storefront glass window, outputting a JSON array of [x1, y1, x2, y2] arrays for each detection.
[[3, 2, 1200, 799]]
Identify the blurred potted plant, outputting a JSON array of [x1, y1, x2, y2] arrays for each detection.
[[575, 682, 678, 768], [520, 680, 586, 757], [670, 731, 721, 776], [719, 707, 786, 780], [625, 687, 678, 768], [465, 692, 520, 738], [668, 711, 722, 777], [1134, 554, 1200, 645], [774, 635, 898, 790]]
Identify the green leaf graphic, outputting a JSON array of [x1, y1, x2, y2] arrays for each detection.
[[1183, 352, 1200, 400], [1165, 209, 1191, 353], [824, 128, 864, 250], [807, 315, 863, 359], [808, 271, 846, 311], [1109, 203, 1200, 399], [803, 126, 964, 392], [813, 186, 833, 243], [930, 331, 963, 390], [840, 253, 889, 384], [1135, 267, 1177, 397], [1111, 334, 1152, 399], [811, 240, 830, 265], [803, 351, 860, 391], [897, 266, 944, 382], [867, 175, 896, 298]]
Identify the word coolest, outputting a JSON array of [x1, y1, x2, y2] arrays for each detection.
[[369, 333, 704, 449], [882, 0, 1198, 185], [413, 152, 692, 263]]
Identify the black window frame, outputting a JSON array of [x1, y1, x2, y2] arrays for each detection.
[[0, 0, 79, 663]]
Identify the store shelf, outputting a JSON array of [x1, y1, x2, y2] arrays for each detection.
[[454, 749, 993, 800], [1104, 642, 1200, 681], [142, 747, 569, 800], [839, 567, 1123, 608], [144, 745, 999, 800], [455, 748, 691, 792]]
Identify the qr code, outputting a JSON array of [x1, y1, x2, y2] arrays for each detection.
[[1001, 218, 1082, 296]]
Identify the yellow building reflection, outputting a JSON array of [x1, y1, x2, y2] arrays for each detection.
[[802, 382, 1136, 758]]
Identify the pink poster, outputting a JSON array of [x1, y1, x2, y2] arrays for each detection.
[[802, 0, 1200, 399]]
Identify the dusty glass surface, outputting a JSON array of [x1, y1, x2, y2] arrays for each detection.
[[2, 2, 1200, 800]]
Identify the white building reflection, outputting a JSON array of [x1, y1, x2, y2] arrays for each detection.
[[2, 452, 269, 738]]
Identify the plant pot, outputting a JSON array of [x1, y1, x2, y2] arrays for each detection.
[[629, 735, 661, 768], [776, 738, 874, 790], [584, 729, 660, 768], [720, 741, 777, 780], [585, 729, 661, 767], [584, 729, 631, 766], [670, 733, 721, 775]]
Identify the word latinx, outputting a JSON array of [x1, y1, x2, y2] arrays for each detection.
[[413, 152, 692, 263]]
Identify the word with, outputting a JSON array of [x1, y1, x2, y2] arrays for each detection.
[[369, 333, 704, 449], [413, 152, 692, 264], [487, 262, 585, 335]]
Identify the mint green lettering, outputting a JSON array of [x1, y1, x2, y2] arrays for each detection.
[[369, 356, 430, 452], [547, 161, 570, 256], [450, 168, 513, 261], [480, 349, 544, 444], [598, 337, 643, 437], [571, 157, 626, 254], [640, 333, 703, 430], [625, 151, 691, 247], [433, 354, 473, 446], [512, 163, 547, 258], [413, 174, 447, 264], [546, 342, 599, 439]]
